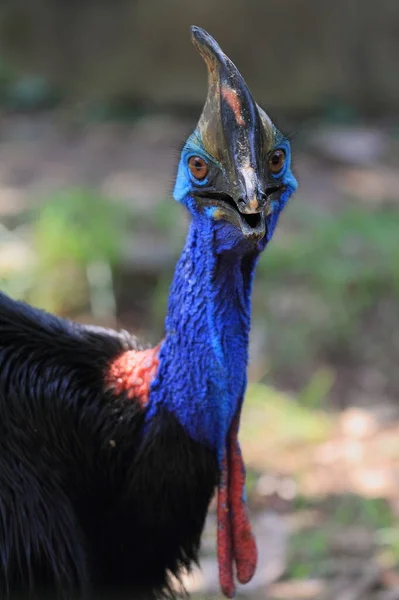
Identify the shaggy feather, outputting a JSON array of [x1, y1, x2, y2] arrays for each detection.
[[0, 293, 219, 599]]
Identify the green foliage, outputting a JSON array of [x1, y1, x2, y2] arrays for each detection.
[[255, 204, 399, 381], [245, 468, 259, 497], [30, 187, 130, 313], [287, 495, 396, 580], [242, 382, 332, 448], [376, 527, 399, 565], [33, 188, 128, 268], [333, 495, 394, 530], [152, 199, 185, 238], [150, 272, 173, 332], [296, 367, 335, 409], [288, 529, 330, 579], [0, 187, 130, 314], [260, 204, 399, 305]]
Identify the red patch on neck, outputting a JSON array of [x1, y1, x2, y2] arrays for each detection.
[[106, 343, 161, 407]]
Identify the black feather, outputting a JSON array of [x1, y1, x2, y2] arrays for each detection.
[[0, 292, 219, 599]]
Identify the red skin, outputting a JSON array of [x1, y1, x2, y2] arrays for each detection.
[[217, 454, 234, 597], [106, 349, 257, 598], [106, 344, 161, 407]]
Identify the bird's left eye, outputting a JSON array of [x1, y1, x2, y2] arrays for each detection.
[[268, 149, 286, 175], [188, 156, 208, 181]]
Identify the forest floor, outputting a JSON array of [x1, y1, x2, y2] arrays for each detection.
[[0, 111, 398, 599]]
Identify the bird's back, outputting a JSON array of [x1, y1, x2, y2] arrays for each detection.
[[0, 292, 219, 599]]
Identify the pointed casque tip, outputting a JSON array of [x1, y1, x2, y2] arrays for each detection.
[[190, 25, 225, 65], [189, 24, 275, 172], [190, 25, 214, 47]]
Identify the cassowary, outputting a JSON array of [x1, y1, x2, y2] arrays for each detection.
[[0, 26, 297, 600]]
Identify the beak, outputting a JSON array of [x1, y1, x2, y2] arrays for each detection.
[[236, 166, 266, 214]]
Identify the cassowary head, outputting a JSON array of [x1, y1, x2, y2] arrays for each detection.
[[174, 26, 297, 251]]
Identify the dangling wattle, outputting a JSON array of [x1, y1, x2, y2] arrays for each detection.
[[218, 412, 258, 598]]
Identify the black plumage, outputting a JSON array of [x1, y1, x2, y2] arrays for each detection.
[[0, 292, 219, 599]]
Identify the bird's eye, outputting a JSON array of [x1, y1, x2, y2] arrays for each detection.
[[268, 149, 286, 175], [188, 156, 208, 181]]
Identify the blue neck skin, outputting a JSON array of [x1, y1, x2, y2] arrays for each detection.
[[146, 203, 283, 457]]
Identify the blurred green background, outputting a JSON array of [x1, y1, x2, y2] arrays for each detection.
[[0, 2, 398, 599]]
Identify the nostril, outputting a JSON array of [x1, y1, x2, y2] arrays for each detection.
[[258, 191, 268, 203], [265, 185, 281, 196]]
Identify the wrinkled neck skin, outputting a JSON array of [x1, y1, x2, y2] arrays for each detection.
[[147, 197, 283, 458]]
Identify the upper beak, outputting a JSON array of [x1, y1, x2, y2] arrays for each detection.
[[234, 170, 281, 216], [234, 166, 264, 214], [238, 196, 266, 214]]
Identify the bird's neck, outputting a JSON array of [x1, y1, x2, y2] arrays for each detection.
[[147, 218, 259, 453]]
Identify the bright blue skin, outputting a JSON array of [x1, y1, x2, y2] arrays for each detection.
[[146, 130, 297, 459]]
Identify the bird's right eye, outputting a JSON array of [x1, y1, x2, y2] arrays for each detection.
[[188, 156, 208, 181], [268, 149, 286, 175]]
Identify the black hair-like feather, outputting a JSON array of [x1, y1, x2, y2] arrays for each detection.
[[0, 292, 219, 599]]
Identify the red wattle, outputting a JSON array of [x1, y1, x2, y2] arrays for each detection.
[[217, 454, 235, 598], [228, 413, 258, 584], [217, 411, 257, 598]]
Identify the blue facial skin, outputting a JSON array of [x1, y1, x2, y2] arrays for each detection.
[[146, 130, 297, 460]]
